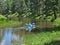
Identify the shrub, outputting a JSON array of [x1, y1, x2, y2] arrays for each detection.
[[0, 14, 7, 21], [8, 12, 19, 20]]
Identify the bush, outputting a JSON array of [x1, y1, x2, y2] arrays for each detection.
[[8, 12, 19, 20], [0, 14, 7, 21]]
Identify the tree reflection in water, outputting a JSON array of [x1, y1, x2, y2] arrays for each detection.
[[1, 28, 22, 45]]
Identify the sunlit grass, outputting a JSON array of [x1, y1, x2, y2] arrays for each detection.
[[0, 20, 20, 28], [24, 31, 60, 45]]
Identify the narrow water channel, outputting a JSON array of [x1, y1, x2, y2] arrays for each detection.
[[0, 27, 25, 45]]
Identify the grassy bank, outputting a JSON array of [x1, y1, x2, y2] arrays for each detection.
[[0, 20, 21, 29], [24, 18, 60, 45], [24, 31, 60, 45]]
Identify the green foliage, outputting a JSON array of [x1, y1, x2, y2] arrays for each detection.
[[22, 12, 32, 18], [47, 16, 53, 22], [43, 0, 59, 22], [8, 12, 19, 20], [0, 0, 60, 21], [55, 18, 60, 26], [0, 14, 7, 21]]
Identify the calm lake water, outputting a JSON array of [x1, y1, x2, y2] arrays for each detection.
[[0, 27, 25, 45]]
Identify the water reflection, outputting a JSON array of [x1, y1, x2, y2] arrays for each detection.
[[0, 28, 23, 45]]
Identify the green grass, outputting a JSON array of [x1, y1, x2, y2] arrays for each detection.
[[24, 31, 60, 45], [23, 18, 60, 45], [0, 20, 21, 29]]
